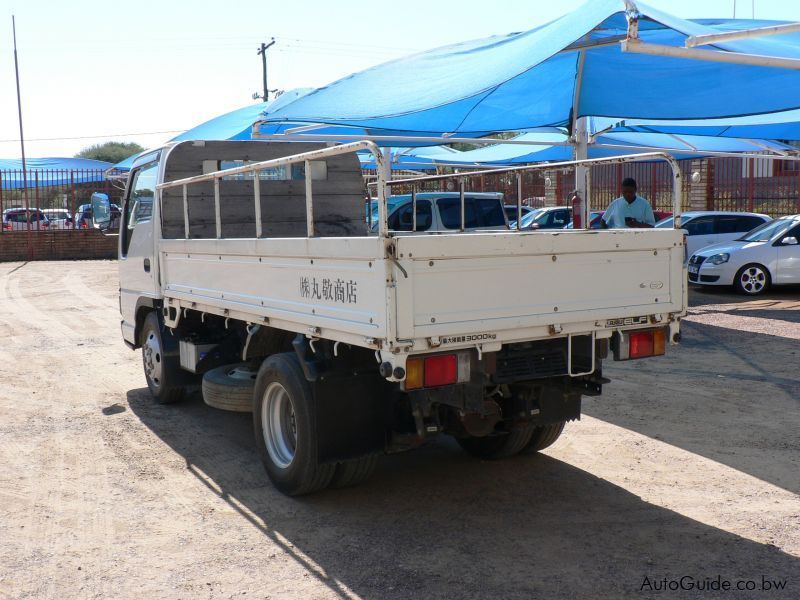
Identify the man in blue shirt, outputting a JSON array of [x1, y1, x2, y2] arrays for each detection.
[[601, 178, 655, 229]]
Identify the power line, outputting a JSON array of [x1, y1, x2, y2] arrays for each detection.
[[0, 130, 186, 143]]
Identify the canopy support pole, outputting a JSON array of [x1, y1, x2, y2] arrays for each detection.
[[621, 39, 800, 70], [572, 45, 589, 229], [686, 22, 800, 47]]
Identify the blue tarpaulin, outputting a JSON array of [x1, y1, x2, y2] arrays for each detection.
[[113, 89, 438, 173], [376, 131, 795, 166], [257, 0, 800, 136], [0, 157, 113, 189], [596, 110, 800, 140]]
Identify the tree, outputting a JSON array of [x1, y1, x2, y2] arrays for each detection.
[[75, 141, 145, 164]]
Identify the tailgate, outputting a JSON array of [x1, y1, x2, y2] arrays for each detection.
[[392, 229, 685, 342]]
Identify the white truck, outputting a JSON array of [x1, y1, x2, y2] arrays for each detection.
[[94, 139, 687, 495]]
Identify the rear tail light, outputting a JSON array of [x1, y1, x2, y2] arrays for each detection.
[[613, 328, 667, 361], [404, 352, 470, 390]]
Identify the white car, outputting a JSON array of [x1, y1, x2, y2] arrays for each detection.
[[2, 208, 49, 231], [655, 211, 771, 260], [373, 192, 508, 232], [42, 208, 74, 230], [688, 215, 800, 295], [512, 206, 572, 230]]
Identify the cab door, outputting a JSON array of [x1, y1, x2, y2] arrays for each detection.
[[775, 224, 800, 284], [119, 158, 161, 345]]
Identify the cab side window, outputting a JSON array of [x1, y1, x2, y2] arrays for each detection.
[[716, 215, 763, 235], [121, 162, 158, 256]]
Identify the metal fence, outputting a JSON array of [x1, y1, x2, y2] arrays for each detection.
[[707, 157, 800, 216], [588, 160, 693, 213], [0, 169, 124, 232]]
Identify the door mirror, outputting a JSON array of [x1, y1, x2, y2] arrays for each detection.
[[91, 192, 111, 230], [782, 236, 798, 246]]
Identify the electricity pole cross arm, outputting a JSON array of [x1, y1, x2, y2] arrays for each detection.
[[256, 38, 276, 102]]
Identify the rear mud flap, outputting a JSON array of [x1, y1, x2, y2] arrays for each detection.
[[313, 373, 391, 464]]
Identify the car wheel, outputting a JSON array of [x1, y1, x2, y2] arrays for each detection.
[[253, 353, 335, 496], [733, 263, 771, 296], [140, 312, 187, 404]]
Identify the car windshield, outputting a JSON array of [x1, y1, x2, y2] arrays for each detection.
[[516, 209, 545, 229], [655, 216, 677, 228], [368, 197, 412, 226], [736, 218, 791, 242]]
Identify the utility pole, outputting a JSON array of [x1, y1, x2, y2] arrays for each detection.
[[255, 38, 276, 102], [12, 15, 33, 256]]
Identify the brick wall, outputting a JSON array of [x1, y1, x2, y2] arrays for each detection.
[[0, 231, 119, 262], [688, 158, 710, 212]]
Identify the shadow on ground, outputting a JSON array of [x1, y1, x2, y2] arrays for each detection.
[[128, 388, 797, 599], [586, 286, 799, 496]]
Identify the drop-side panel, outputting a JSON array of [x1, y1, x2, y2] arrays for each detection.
[[393, 229, 685, 340], [159, 237, 387, 341]]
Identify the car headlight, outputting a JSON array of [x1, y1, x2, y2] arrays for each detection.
[[707, 253, 730, 265]]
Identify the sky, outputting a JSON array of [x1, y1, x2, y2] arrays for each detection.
[[1, 0, 800, 159]]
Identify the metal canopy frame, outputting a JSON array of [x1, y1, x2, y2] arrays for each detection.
[[250, 1, 800, 230], [621, 1, 800, 69]]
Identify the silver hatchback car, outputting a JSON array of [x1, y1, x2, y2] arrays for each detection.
[[688, 215, 800, 295]]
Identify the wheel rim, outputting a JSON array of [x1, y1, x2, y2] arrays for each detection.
[[227, 365, 258, 381], [740, 266, 766, 294], [142, 329, 162, 388], [262, 382, 297, 469]]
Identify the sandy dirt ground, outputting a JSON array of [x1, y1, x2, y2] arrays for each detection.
[[0, 260, 798, 599]]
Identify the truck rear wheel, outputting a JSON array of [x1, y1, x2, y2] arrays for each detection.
[[141, 312, 186, 404], [523, 421, 566, 453], [456, 424, 534, 460], [329, 454, 379, 489], [253, 353, 335, 496]]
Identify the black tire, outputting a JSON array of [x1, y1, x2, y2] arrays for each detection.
[[523, 421, 566, 454], [733, 263, 771, 296], [253, 353, 335, 496], [140, 312, 186, 404], [329, 454, 379, 489], [202, 363, 257, 412], [457, 424, 535, 460]]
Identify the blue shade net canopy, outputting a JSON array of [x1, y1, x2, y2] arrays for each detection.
[[0, 157, 113, 189], [402, 131, 796, 166], [112, 90, 437, 173], [254, 0, 800, 140]]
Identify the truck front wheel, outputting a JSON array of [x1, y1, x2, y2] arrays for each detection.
[[253, 353, 335, 496], [140, 312, 187, 404]]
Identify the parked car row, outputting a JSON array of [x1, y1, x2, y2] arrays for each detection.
[[1, 204, 121, 231], [369, 193, 797, 296]]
